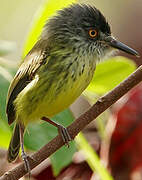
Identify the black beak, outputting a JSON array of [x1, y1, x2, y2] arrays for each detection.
[[105, 36, 140, 57]]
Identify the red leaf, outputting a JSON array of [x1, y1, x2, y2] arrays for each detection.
[[109, 84, 142, 179]]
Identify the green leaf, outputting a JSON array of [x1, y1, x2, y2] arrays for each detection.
[[0, 122, 11, 148], [0, 74, 12, 148], [86, 56, 136, 95], [76, 133, 113, 180], [24, 109, 76, 175], [51, 141, 76, 176], [0, 74, 10, 122], [0, 60, 16, 122], [23, 0, 76, 57], [0, 75, 11, 148], [0, 59, 17, 148]]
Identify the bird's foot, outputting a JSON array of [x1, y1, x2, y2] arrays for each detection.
[[21, 151, 31, 179], [57, 125, 72, 147]]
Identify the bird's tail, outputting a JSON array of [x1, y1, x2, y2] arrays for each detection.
[[7, 123, 20, 162]]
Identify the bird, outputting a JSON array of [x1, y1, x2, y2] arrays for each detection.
[[6, 3, 139, 173]]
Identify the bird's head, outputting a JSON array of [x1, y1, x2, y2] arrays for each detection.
[[42, 4, 139, 59]]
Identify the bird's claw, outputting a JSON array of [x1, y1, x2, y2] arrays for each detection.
[[58, 125, 72, 147], [21, 152, 31, 179]]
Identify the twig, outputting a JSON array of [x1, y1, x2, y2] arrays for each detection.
[[1, 65, 142, 180]]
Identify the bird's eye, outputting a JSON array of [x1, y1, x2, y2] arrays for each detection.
[[88, 29, 98, 38]]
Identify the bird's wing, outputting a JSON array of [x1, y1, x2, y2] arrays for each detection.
[[6, 47, 49, 125]]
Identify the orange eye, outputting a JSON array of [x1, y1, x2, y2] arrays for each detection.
[[88, 29, 98, 38]]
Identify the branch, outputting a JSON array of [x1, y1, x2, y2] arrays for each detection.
[[1, 65, 142, 180]]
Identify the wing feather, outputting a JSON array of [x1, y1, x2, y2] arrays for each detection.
[[6, 43, 49, 125]]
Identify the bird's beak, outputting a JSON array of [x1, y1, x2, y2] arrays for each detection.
[[105, 36, 139, 57]]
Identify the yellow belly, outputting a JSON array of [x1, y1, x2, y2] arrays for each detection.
[[14, 59, 96, 125], [42, 69, 94, 116]]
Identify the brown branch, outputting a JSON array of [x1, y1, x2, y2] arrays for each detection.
[[1, 65, 142, 180]]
